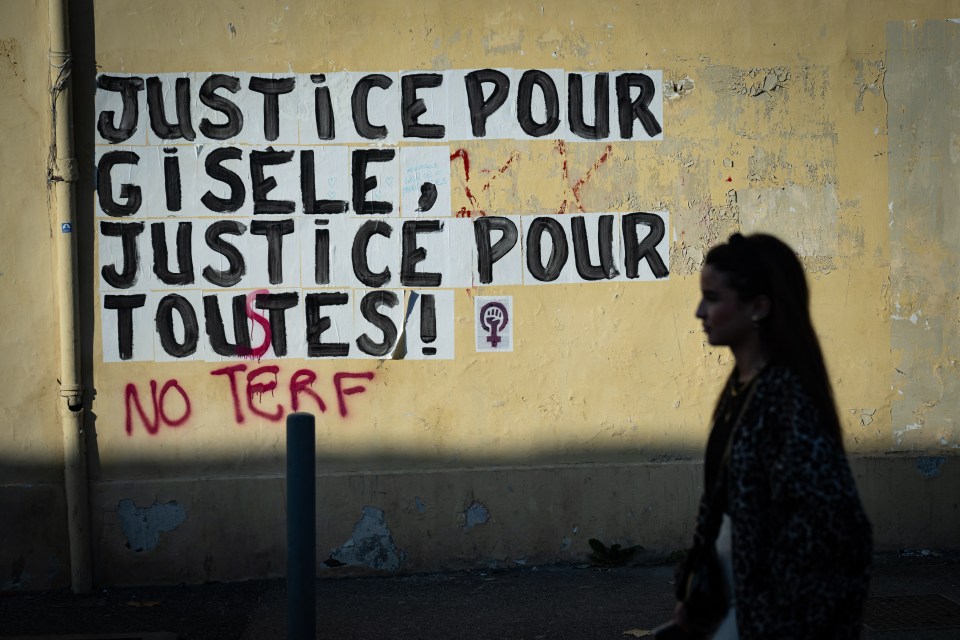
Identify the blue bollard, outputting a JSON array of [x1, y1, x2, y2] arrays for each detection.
[[287, 412, 316, 639]]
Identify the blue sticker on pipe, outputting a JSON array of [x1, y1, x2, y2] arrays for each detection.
[[61, 223, 73, 233]]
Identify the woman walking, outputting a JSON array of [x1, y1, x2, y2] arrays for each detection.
[[669, 233, 873, 639]]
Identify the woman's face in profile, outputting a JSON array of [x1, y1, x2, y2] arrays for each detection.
[[696, 265, 755, 348]]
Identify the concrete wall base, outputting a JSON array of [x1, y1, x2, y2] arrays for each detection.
[[3, 455, 956, 589]]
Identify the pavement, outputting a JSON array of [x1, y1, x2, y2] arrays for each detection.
[[0, 552, 958, 640]]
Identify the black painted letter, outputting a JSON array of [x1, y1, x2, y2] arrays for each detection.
[[401, 220, 443, 287], [156, 294, 199, 358], [100, 221, 144, 289], [622, 212, 669, 279], [526, 217, 568, 282], [203, 294, 251, 357], [201, 146, 245, 213], [305, 292, 350, 357], [250, 147, 295, 214], [351, 74, 393, 140], [301, 150, 348, 214], [162, 148, 182, 212], [250, 218, 295, 284], [103, 294, 147, 360], [352, 220, 393, 288], [202, 220, 247, 287], [97, 151, 142, 217], [401, 73, 445, 139], [199, 74, 243, 140], [97, 75, 144, 143], [352, 148, 396, 215], [357, 290, 400, 357], [571, 215, 618, 281], [255, 292, 300, 357], [616, 73, 662, 139], [517, 70, 560, 138], [146, 76, 196, 141], [474, 216, 518, 284], [151, 221, 194, 286], [310, 74, 335, 140], [568, 73, 610, 140], [314, 220, 330, 285], [464, 69, 509, 138], [248, 76, 295, 142]]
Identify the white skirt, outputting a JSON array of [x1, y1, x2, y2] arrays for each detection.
[[711, 514, 739, 640]]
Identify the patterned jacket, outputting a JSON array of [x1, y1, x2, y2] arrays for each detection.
[[684, 365, 873, 639]]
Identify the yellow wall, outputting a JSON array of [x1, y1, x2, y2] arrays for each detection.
[[2, 0, 958, 589], [0, 0, 72, 590]]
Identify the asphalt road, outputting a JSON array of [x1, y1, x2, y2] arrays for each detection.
[[1, 553, 958, 640]]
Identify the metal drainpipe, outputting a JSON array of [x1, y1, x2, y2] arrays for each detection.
[[48, 0, 92, 594]]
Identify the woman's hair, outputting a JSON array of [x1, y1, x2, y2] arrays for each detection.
[[704, 233, 843, 445]]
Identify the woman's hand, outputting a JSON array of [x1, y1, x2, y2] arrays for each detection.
[[651, 604, 695, 639]]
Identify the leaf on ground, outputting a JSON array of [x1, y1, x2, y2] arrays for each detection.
[[623, 630, 652, 637]]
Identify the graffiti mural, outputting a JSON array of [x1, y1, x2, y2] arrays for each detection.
[[123, 367, 375, 435], [96, 69, 670, 363]]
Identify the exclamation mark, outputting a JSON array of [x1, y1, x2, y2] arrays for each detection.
[[420, 294, 437, 356]]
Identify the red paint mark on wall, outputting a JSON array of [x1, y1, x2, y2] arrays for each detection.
[[246, 365, 283, 421], [480, 152, 519, 193], [450, 148, 519, 218], [450, 148, 471, 181], [450, 148, 478, 216], [210, 364, 247, 423], [557, 140, 571, 197], [453, 145, 609, 217], [572, 144, 613, 207], [333, 371, 375, 418], [290, 368, 328, 413], [124, 367, 376, 436], [236, 289, 271, 359], [557, 142, 614, 214], [124, 379, 192, 435]]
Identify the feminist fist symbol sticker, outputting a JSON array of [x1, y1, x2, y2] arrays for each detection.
[[480, 302, 509, 348]]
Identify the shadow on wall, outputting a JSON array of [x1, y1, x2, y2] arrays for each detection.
[[0, 447, 703, 589], [1, 448, 957, 591]]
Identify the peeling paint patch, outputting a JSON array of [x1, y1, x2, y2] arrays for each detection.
[[740, 183, 839, 258], [0, 39, 22, 80], [893, 423, 922, 446], [482, 20, 524, 56], [117, 499, 186, 553], [327, 507, 403, 571], [665, 76, 695, 101], [886, 20, 960, 449], [751, 70, 787, 97], [415, 496, 427, 513], [464, 500, 490, 530], [854, 59, 885, 112], [916, 456, 946, 478]]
